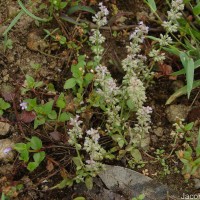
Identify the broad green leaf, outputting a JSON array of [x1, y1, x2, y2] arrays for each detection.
[[85, 176, 93, 190], [33, 151, 45, 163], [67, 5, 95, 15], [193, 2, 200, 15], [64, 78, 76, 89], [27, 161, 39, 171], [30, 136, 42, 150]]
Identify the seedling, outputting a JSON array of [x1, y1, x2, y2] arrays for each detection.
[[14, 136, 45, 171]]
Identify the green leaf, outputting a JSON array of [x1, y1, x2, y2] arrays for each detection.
[[73, 197, 86, 200], [184, 122, 194, 131], [14, 143, 27, 152], [27, 162, 39, 171], [145, 0, 157, 13], [180, 52, 194, 98], [33, 151, 45, 163], [64, 78, 76, 89], [193, 2, 200, 15], [56, 93, 66, 109], [0, 98, 10, 110], [19, 149, 29, 162], [131, 149, 142, 162], [72, 157, 83, 169], [84, 73, 94, 86], [30, 136, 42, 150], [60, 14, 82, 26], [126, 99, 135, 110], [44, 100, 54, 114], [166, 80, 200, 105], [59, 112, 71, 122], [85, 176, 93, 190], [67, 5, 95, 15], [34, 81, 43, 88], [18, 0, 51, 22], [34, 116, 46, 129], [3, 10, 24, 37], [25, 75, 35, 87], [162, 46, 180, 56], [48, 110, 57, 120]]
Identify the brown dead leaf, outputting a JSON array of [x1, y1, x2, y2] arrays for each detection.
[[46, 160, 54, 172]]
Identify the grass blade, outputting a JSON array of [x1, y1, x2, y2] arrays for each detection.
[[18, 0, 51, 22], [166, 80, 200, 105], [67, 5, 96, 15], [3, 10, 24, 36]]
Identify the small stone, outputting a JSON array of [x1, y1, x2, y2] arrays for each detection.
[[27, 31, 48, 52], [194, 178, 200, 189], [0, 122, 11, 135], [0, 139, 15, 163], [154, 127, 163, 137], [165, 104, 190, 123], [0, 164, 13, 175], [0, 25, 7, 36]]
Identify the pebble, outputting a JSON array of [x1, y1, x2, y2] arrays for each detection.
[[0, 122, 10, 135], [0, 139, 14, 163], [154, 127, 163, 137], [165, 104, 190, 123]]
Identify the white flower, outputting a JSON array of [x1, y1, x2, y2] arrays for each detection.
[[86, 128, 100, 143], [20, 102, 28, 110]]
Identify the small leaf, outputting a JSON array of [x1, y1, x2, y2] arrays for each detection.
[[33, 151, 45, 163], [145, 0, 157, 13], [30, 136, 42, 150], [59, 112, 71, 122], [193, 2, 200, 15], [27, 162, 39, 171], [84, 73, 94, 86], [85, 176, 93, 190], [73, 197, 86, 200], [48, 110, 57, 120], [64, 78, 76, 89]]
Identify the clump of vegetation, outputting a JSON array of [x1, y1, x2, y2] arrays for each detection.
[[2, 0, 200, 198]]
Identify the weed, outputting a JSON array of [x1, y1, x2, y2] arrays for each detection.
[[14, 136, 45, 171]]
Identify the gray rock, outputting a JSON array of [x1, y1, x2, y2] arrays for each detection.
[[154, 127, 163, 137], [165, 104, 190, 123], [0, 139, 14, 162], [99, 165, 178, 200], [0, 122, 11, 135], [194, 178, 200, 189]]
